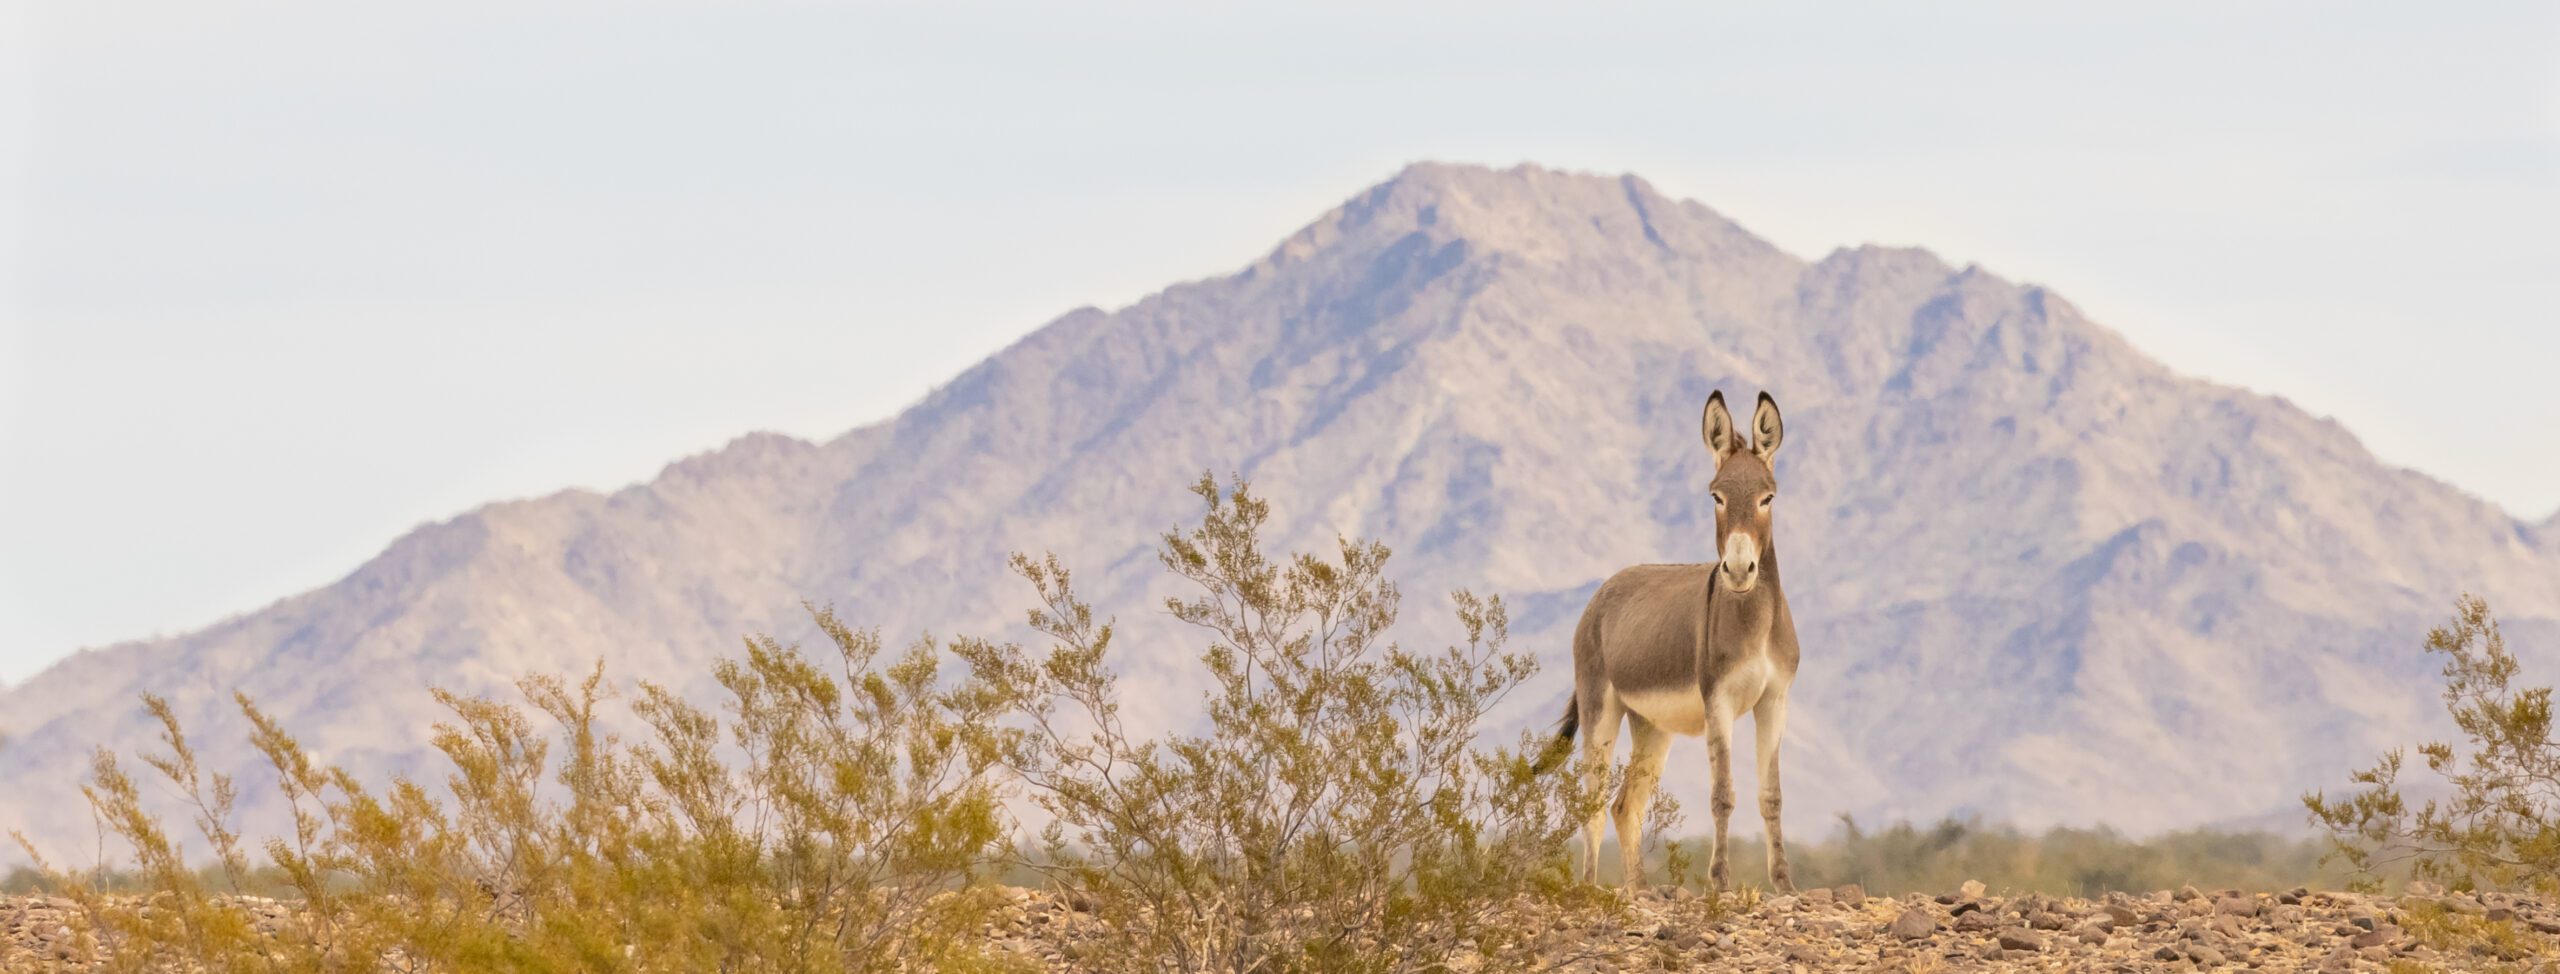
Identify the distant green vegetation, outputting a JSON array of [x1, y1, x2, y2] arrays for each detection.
[[6, 864, 303, 897], [13, 820, 2352, 902], [1632, 818, 2352, 897]]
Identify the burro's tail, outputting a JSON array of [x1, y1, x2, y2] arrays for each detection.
[[1530, 695, 1579, 774]]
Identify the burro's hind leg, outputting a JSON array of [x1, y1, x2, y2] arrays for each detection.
[[1578, 691, 1625, 885], [1754, 686, 1795, 893], [1613, 717, 1672, 890]]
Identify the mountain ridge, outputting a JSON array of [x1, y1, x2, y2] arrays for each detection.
[[6, 161, 2556, 864]]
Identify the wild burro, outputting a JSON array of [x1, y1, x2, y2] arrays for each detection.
[[1549, 390, 1800, 892]]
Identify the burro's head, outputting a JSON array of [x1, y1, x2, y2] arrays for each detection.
[[1701, 390, 1784, 594]]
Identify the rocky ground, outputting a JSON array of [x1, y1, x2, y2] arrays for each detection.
[[9, 881, 2558, 971], [974, 880, 2560, 972]]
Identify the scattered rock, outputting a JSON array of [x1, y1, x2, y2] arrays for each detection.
[[1958, 879, 1986, 900], [13, 884, 2559, 972]]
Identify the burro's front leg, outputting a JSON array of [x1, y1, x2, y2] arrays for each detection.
[[1704, 715, 1736, 891], [1754, 687, 1795, 893]]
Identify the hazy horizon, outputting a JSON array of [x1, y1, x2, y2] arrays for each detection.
[[5, 1, 2557, 683]]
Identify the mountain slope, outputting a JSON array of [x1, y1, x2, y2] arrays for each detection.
[[6, 163, 2557, 862]]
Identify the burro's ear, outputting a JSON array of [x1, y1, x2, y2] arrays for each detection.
[[1701, 391, 1738, 459], [1752, 392, 1784, 458]]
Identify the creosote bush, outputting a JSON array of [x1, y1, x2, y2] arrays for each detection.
[[2308, 594, 2560, 895], [954, 474, 1619, 973], [16, 474, 1630, 972], [16, 608, 1020, 973]]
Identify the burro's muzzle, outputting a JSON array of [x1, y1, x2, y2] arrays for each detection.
[[1719, 531, 1761, 593]]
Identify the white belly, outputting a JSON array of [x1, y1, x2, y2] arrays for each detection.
[[1610, 633, 1782, 739], [1617, 685, 1709, 736], [1615, 653, 1778, 739]]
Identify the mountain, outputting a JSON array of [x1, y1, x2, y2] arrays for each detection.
[[6, 163, 2558, 863]]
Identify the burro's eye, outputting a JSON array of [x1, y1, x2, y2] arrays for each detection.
[[1712, 492, 1726, 509], [1759, 493, 1774, 510]]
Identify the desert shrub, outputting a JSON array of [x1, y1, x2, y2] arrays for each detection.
[[2308, 594, 2560, 894], [14, 607, 1021, 973], [952, 474, 1618, 974], [12, 474, 1655, 972]]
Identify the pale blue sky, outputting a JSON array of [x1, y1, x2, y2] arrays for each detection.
[[4, 2, 2557, 683]]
